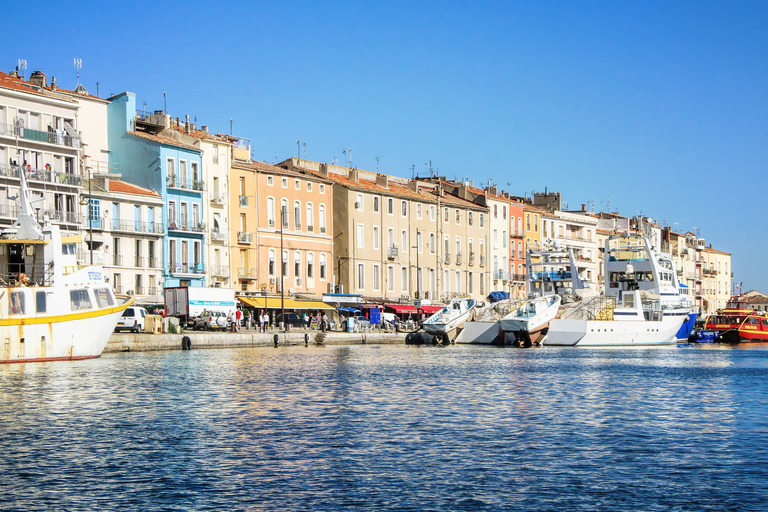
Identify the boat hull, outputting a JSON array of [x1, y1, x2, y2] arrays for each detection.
[[546, 314, 683, 347], [0, 299, 133, 364]]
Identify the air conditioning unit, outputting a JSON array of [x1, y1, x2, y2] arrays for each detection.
[[355, 202, 361, 209], [270, 277, 276, 283]]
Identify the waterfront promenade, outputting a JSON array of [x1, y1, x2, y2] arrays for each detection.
[[106, 328, 406, 353]]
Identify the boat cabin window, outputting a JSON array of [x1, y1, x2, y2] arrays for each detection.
[[70, 289, 93, 311], [62, 243, 76, 255], [623, 294, 635, 308], [94, 288, 115, 308], [36, 291, 46, 313], [10, 291, 25, 315]]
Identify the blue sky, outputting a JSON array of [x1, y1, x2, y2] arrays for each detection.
[[4, 1, 766, 291]]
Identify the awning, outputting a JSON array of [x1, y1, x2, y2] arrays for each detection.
[[419, 305, 444, 314], [238, 297, 334, 310], [386, 304, 419, 314]]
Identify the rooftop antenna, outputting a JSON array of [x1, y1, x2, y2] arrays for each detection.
[[348, 148, 353, 168], [230, 119, 233, 135], [343, 150, 347, 167], [164, 92, 167, 114], [74, 58, 82, 85], [96, 82, 100, 98], [303, 142, 306, 160], [411, 164, 415, 179], [297, 140, 300, 159], [18, 59, 27, 79], [376, 156, 379, 173]]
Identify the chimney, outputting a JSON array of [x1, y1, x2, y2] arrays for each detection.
[[201, 125, 209, 133], [348, 168, 359, 183], [319, 163, 329, 178], [29, 70, 47, 88], [489, 185, 498, 196], [50, 77, 57, 90], [375, 174, 388, 188], [185, 115, 190, 135], [582, 204, 586, 211]]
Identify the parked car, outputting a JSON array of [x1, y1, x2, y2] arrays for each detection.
[[350, 315, 371, 327], [275, 312, 305, 328], [115, 306, 148, 333], [189, 310, 228, 331]]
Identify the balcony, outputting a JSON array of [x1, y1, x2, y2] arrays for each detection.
[[166, 175, 203, 193], [239, 195, 248, 207], [134, 257, 145, 268], [210, 265, 230, 278], [0, 122, 80, 148], [238, 232, 253, 244], [192, 180, 205, 191], [170, 263, 205, 275], [148, 287, 159, 296], [210, 231, 227, 243], [44, 209, 81, 224], [134, 286, 145, 296], [479, 255, 485, 268], [210, 194, 226, 205], [238, 267, 258, 279], [0, 164, 83, 187], [444, 253, 451, 265], [307, 224, 314, 233], [149, 258, 159, 268], [387, 245, 399, 259], [468, 252, 475, 266], [112, 255, 123, 266], [0, 202, 20, 219], [456, 252, 462, 265]]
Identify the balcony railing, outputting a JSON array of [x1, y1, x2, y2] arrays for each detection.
[[0, 164, 82, 186], [239, 195, 248, 207], [320, 226, 326, 234], [134, 257, 145, 268], [134, 286, 145, 296], [210, 265, 230, 278], [387, 245, 399, 259], [479, 255, 486, 267], [210, 193, 226, 205], [307, 224, 314, 233], [112, 255, 122, 266], [468, 252, 475, 266], [148, 287, 159, 296], [112, 219, 163, 234], [455, 252, 462, 265], [238, 232, 253, 244], [0, 122, 80, 148], [238, 267, 258, 278], [167, 175, 203, 193], [167, 221, 205, 233], [149, 258, 159, 268], [444, 253, 451, 265], [0, 202, 20, 219], [210, 231, 227, 242], [170, 263, 205, 274], [44, 209, 81, 224]]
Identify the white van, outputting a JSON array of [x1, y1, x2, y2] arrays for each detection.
[[115, 306, 148, 333]]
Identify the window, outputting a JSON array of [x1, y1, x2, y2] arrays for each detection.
[[430, 205, 435, 221], [179, 160, 187, 187], [444, 207, 449, 222], [401, 267, 408, 292], [388, 198, 394, 214], [373, 264, 381, 290], [306, 203, 314, 231], [503, 205, 507, 220], [468, 212, 473, 226], [494, 204, 498, 218], [503, 231, 507, 248], [10, 291, 25, 315], [388, 266, 395, 291], [320, 253, 327, 279], [526, 213, 531, 231], [401, 230, 407, 252], [320, 184, 325, 194], [295, 179, 300, 190], [430, 233, 436, 253], [191, 162, 199, 184], [282, 177, 288, 188], [166, 158, 175, 180], [534, 214, 539, 232], [36, 291, 46, 313], [70, 289, 92, 311], [282, 250, 288, 276], [281, 199, 289, 227], [267, 197, 276, 227], [319, 205, 327, 233], [357, 193, 364, 211], [374, 196, 379, 212], [307, 253, 314, 279], [357, 224, 364, 248], [294, 200, 301, 229], [417, 203, 422, 219], [480, 273, 485, 295], [401, 200, 407, 216], [373, 226, 380, 250], [456, 209, 460, 224], [268, 250, 275, 276], [307, 182, 312, 192], [358, 263, 365, 289], [294, 251, 301, 278], [468, 272, 474, 294], [267, 175, 273, 186], [480, 213, 484, 227], [417, 231, 423, 253]]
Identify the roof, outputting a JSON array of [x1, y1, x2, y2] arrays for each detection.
[[129, 131, 200, 152], [0, 71, 79, 103], [109, 180, 161, 197], [233, 159, 333, 183], [298, 166, 439, 204], [702, 246, 731, 256]]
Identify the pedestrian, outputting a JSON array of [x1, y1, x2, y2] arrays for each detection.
[[236, 308, 242, 332], [302, 312, 309, 329], [246, 311, 252, 330], [322, 312, 329, 332]]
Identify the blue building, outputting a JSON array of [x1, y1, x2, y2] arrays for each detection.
[[107, 92, 206, 288]]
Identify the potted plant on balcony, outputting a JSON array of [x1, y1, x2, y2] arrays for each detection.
[[167, 174, 176, 187]]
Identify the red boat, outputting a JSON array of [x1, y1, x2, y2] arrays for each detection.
[[737, 313, 768, 342], [704, 295, 758, 343]]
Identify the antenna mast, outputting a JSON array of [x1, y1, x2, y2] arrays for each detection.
[[74, 58, 82, 85]]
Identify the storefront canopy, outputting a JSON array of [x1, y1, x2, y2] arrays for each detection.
[[238, 297, 335, 310], [419, 305, 444, 314], [385, 304, 419, 314]]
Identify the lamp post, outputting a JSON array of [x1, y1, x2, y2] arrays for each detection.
[[280, 205, 287, 332]]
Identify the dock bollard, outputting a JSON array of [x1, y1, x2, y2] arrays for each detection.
[[273, 334, 279, 347], [304, 333, 309, 346]]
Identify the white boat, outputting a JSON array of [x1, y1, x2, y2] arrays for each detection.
[[499, 294, 561, 345], [423, 297, 477, 343], [454, 298, 521, 345], [604, 233, 696, 341], [546, 290, 685, 347], [0, 166, 134, 363]]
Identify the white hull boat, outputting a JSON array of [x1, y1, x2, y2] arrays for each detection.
[[0, 164, 133, 363], [423, 298, 477, 343], [546, 291, 685, 347], [499, 294, 561, 345]]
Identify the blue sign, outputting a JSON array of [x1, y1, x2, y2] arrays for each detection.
[[369, 308, 381, 325]]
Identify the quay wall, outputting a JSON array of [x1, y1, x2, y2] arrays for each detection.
[[105, 331, 407, 353]]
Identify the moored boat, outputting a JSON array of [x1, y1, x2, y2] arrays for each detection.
[[704, 295, 756, 343], [499, 294, 561, 346], [422, 297, 477, 344], [0, 165, 133, 363]]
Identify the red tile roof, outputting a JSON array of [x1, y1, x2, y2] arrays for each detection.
[[109, 180, 161, 197], [0, 71, 79, 103], [129, 131, 200, 151]]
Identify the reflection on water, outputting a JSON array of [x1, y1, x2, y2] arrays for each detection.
[[1, 344, 768, 511]]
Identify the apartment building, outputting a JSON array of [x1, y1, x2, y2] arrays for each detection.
[[231, 159, 334, 297], [0, 70, 84, 237]]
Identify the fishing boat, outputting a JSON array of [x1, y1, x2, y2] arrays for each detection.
[[422, 297, 477, 343], [0, 167, 133, 363], [603, 233, 696, 341], [705, 295, 763, 343], [499, 294, 561, 346]]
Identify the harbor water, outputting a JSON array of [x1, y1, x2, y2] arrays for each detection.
[[2, 343, 768, 511]]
